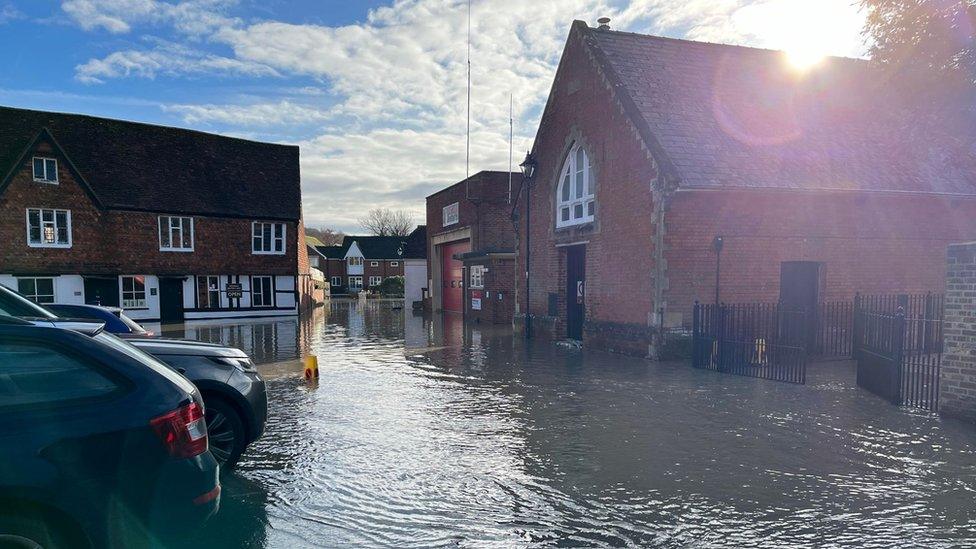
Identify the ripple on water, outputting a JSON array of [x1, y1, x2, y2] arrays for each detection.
[[188, 301, 976, 548]]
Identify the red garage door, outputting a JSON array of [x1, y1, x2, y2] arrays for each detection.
[[439, 240, 469, 313]]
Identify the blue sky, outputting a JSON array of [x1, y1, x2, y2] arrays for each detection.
[[0, 1, 866, 233]]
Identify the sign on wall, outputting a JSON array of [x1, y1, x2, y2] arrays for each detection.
[[471, 297, 482, 310], [443, 202, 459, 226], [226, 282, 244, 299]]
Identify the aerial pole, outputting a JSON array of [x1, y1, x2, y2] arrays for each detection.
[[466, 0, 471, 179], [508, 93, 513, 204]]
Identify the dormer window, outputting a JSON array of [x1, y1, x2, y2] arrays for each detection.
[[32, 157, 58, 184], [348, 257, 363, 266], [555, 142, 595, 228]]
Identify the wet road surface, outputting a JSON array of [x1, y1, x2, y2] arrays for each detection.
[[161, 299, 976, 548]]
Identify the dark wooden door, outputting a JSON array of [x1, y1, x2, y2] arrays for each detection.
[[779, 262, 821, 348], [84, 277, 120, 307], [159, 278, 184, 324], [566, 245, 586, 340]]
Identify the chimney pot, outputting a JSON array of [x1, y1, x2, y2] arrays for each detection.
[[597, 17, 611, 30]]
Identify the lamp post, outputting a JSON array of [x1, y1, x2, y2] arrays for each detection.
[[519, 151, 537, 338], [712, 235, 724, 305]]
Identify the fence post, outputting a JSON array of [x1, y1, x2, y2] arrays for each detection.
[[892, 306, 906, 405]]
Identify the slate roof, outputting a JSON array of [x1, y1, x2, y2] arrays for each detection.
[[337, 235, 410, 260], [580, 23, 976, 194], [316, 245, 344, 259], [0, 105, 301, 220], [401, 225, 427, 259]]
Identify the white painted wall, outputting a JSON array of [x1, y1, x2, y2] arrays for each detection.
[[404, 259, 427, 304], [124, 275, 161, 321], [345, 241, 364, 275], [0, 274, 85, 305]]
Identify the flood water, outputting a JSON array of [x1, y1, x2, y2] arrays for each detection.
[[164, 300, 976, 548]]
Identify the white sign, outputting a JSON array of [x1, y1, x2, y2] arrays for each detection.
[[471, 297, 482, 310], [443, 202, 459, 226]]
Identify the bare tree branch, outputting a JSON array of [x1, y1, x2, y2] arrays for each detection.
[[358, 208, 414, 236]]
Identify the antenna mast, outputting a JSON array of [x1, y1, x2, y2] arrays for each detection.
[[508, 93, 513, 204], [466, 0, 471, 179]]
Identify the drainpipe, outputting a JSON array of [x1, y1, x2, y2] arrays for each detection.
[[713, 235, 724, 305]]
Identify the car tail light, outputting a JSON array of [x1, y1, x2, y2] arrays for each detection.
[[150, 402, 208, 459]]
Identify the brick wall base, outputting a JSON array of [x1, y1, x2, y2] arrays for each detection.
[[941, 242, 976, 424], [583, 319, 654, 357]]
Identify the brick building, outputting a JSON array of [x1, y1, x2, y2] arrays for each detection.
[[426, 170, 521, 322], [317, 235, 407, 294], [515, 20, 976, 355], [0, 105, 312, 322]]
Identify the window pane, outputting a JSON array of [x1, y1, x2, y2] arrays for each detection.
[[575, 149, 585, 198], [28, 210, 39, 228], [33, 158, 44, 179], [574, 203, 583, 219], [0, 343, 117, 407], [42, 210, 53, 223], [586, 161, 595, 195], [36, 278, 54, 296], [253, 223, 261, 238], [274, 224, 283, 238], [55, 210, 67, 226], [262, 224, 272, 251], [57, 226, 68, 244], [587, 200, 595, 216], [180, 220, 192, 248], [45, 159, 57, 181], [43, 226, 56, 243], [253, 237, 262, 251], [171, 226, 180, 247], [561, 173, 571, 202], [561, 207, 570, 221], [17, 279, 36, 296]]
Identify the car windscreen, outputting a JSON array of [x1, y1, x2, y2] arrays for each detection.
[[117, 312, 147, 334], [0, 285, 57, 319]]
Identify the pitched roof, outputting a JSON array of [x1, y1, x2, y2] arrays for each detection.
[[402, 225, 427, 259], [316, 245, 344, 259], [578, 23, 976, 195], [0, 105, 301, 220], [339, 235, 409, 259]]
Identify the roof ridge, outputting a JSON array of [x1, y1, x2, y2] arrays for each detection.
[[0, 104, 297, 149]]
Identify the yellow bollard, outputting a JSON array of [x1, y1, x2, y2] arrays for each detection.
[[303, 355, 319, 381]]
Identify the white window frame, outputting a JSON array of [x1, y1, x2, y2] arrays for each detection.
[[348, 256, 363, 267], [32, 156, 58, 184], [120, 275, 148, 309], [555, 142, 596, 228], [158, 216, 194, 252], [17, 277, 56, 304], [469, 265, 485, 288], [251, 276, 274, 307], [368, 275, 382, 287], [443, 202, 459, 226], [348, 276, 363, 289], [370, 261, 379, 267], [390, 261, 399, 267], [330, 276, 342, 287], [26, 208, 72, 248], [252, 221, 286, 255], [196, 275, 220, 309]]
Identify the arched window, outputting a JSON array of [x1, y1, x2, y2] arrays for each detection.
[[556, 142, 595, 228]]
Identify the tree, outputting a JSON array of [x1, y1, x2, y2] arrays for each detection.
[[305, 226, 345, 246], [358, 208, 414, 237], [860, 0, 976, 78]]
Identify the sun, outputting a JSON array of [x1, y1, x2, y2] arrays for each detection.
[[784, 43, 828, 70]]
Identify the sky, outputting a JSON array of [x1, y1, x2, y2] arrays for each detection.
[[0, 0, 867, 233]]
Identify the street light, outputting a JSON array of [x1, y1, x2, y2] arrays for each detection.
[[519, 151, 537, 180], [520, 151, 537, 338]]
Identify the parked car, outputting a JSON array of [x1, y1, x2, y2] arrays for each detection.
[[0, 286, 267, 469], [44, 303, 154, 337], [0, 317, 219, 548]]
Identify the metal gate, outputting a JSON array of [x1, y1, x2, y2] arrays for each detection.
[[693, 302, 807, 384], [853, 294, 943, 411]]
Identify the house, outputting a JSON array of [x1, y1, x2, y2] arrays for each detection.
[[515, 20, 976, 356], [0, 105, 312, 323], [305, 235, 329, 301], [426, 170, 521, 322], [401, 225, 427, 306], [318, 235, 407, 294]]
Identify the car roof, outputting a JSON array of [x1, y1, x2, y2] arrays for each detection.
[[48, 303, 124, 314]]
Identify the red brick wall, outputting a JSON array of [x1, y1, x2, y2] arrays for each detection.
[[664, 189, 976, 325], [364, 260, 404, 289], [517, 25, 658, 337], [0, 139, 299, 275], [464, 256, 516, 324]]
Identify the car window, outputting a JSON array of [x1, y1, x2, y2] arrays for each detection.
[[0, 342, 118, 407], [117, 313, 146, 334], [0, 285, 57, 319], [50, 306, 102, 320]]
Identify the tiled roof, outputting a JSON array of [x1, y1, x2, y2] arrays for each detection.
[[581, 23, 976, 194], [0, 105, 301, 219], [339, 235, 409, 260], [402, 225, 427, 259], [316, 245, 345, 259]]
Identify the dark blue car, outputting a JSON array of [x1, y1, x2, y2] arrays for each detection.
[[44, 304, 154, 337]]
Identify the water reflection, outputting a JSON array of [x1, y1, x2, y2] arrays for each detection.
[[171, 300, 976, 547]]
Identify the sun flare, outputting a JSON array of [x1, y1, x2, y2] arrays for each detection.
[[785, 44, 828, 70]]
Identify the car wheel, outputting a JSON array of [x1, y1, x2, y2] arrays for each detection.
[[205, 398, 246, 469], [0, 513, 75, 549]]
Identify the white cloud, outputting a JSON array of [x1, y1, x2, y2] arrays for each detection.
[[75, 41, 278, 83], [63, 0, 867, 231], [0, 2, 22, 24]]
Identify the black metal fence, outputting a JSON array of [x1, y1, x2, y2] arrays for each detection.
[[852, 293, 943, 411], [814, 300, 854, 359], [693, 302, 807, 384]]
